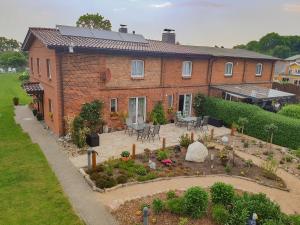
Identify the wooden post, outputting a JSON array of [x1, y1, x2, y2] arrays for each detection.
[[191, 132, 194, 142], [92, 151, 97, 170], [132, 144, 136, 160], [162, 138, 166, 150], [210, 128, 214, 140]]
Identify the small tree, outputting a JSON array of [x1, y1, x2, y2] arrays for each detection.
[[237, 117, 248, 134], [79, 100, 104, 133], [192, 93, 206, 116], [76, 13, 112, 30], [150, 101, 167, 125], [264, 123, 278, 150]]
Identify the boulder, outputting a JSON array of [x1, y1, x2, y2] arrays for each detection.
[[185, 141, 208, 163]]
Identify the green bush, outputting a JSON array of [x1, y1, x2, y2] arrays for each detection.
[[289, 215, 300, 225], [166, 197, 184, 215], [137, 172, 157, 182], [212, 204, 230, 225], [210, 182, 235, 207], [192, 93, 206, 116], [199, 96, 300, 149], [150, 101, 167, 125], [79, 100, 104, 133], [157, 150, 169, 161], [152, 198, 164, 214], [116, 175, 128, 184], [262, 220, 284, 225], [278, 104, 300, 120], [95, 175, 117, 189], [228, 197, 249, 225], [179, 134, 193, 148], [19, 71, 29, 82], [182, 186, 209, 219], [166, 190, 177, 200], [135, 166, 147, 176], [71, 116, 89, 148]]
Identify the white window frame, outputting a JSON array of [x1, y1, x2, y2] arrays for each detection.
[[131, 60, 144, 78], [167, 95, 173, 108], [46, 59, 52, 79], [224, 62, 233, 76], [256, 63, 263, 76], [182, 61, 193, 77], [110, 98, 118, 113]]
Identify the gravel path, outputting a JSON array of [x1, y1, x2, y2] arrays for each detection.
[[98, 150, 300, 215]]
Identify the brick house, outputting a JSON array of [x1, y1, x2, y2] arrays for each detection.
[[22, 25, 282, 136]]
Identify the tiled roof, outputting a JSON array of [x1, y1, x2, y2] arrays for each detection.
[[22, 27, 278, 60]]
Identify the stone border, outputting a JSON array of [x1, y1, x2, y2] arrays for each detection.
[[79, 168, 289, 193]]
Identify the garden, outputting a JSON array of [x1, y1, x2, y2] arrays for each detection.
[[112, 182, 300, 225], [86, 132, 287, 190]]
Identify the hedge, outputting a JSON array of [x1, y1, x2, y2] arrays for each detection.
[[278, 104, 300, 120], [200, 97, 300, 149]]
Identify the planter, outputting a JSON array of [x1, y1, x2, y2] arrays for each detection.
[[86, 133, 100, 147], [12, 97, 19, 106], [32, 109, 38, 116], [36, 112, 44, 121], [121, 157, 130, 161], [208, 117, 223, 127]]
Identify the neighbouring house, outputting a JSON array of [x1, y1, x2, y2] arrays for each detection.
[[274, 55, 300, 86], [21, 25, 294, 136]]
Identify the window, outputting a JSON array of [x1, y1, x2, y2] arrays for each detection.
[[48, 99, 52, 113], [224, 62, 233, 76], [182, 61, 192, 77], [110, 98, 117, 113], [30, 57, 33, 74], [131, 60, 144, 78], [256, 63, 263, 76], [167, 95, 173, 108], [37, 58, 40, 75], [46, 59, 51, 79]]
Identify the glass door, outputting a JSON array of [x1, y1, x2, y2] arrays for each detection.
[[128, 97, 146, 123], [178, 94, 192, 116]]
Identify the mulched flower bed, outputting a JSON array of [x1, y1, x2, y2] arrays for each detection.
[[86, 141, 286, 190], [112, 191, 217, 225]]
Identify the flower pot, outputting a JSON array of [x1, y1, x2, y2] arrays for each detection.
[[122, 157, 130, 161], [32, 109, 38, 116], [13, 97, 19, 106]]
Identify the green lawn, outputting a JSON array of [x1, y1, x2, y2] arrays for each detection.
[[0, 74, 84, 225]]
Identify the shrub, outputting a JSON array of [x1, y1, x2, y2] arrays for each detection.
[[152, 198, 164, 214], [79, 100, 104, 133], [228, 197, 249, 225], [95, 175, 117, 189], [212, 204, 230, 225], [19, 71, 29, 82], [166, 190, 177, 200], [137, 172, 157, 182], [262, 158, 279, 180], [150, 101, 167, 125], [278, 104, 300, 120], [179, 134, 193, 148], [289, 215, 300, 225], [192, 93, 206, 116], [135, 166, 147, 176], [116, 175, 128, 184], [12, 97, 19, 105], [210, 182, 235, 207], [182, 186, 209, 219], [178, 217, 189, 225], [225, 165, 232, 174], [157, 150, 169, 161], [95, 164, 105, 172], [199, 96, 300, 149], [166, 197, 184, 215], [71, 116, 89, 148]]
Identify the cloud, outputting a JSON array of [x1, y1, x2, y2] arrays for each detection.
[[283, 4, 300, 12], [150, 2, 173, 8], [177, 0, 226, 8]]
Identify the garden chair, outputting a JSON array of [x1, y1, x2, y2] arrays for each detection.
[[191, 117, 202, 130], [175, 111, 185, 127], [150, 125, 160, 141], [182, 111, 188, 118], [200, 116, 209, 132], [137, 116, 144, 125], [137, 125, 151, 142], [125, 118, 133, 135]]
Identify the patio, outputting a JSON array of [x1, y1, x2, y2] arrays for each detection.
[[69, 123, 230, 168]]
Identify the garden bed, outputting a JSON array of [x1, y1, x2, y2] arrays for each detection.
[[85, 141, 286, 190]]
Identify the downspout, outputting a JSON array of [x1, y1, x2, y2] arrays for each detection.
[[58, 53, 65, 136], [207, 57, 215, 96], [242, 59, 247, 83], [270, 61, 275, 87]]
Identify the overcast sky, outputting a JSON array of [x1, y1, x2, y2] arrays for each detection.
[[0, 0, 300, 47]]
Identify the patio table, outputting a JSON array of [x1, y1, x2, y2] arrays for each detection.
[[182, 117, 197, 130], [129, 123, 149, 135]]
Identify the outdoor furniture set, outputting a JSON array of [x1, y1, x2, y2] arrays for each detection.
[[175, 111, 209, 131]]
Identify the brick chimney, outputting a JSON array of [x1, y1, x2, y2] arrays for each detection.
[[119, 24, 128, 33], [162, 29, 175, 44]]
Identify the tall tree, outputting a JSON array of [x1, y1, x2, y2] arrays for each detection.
[[0, 51, 27, 69], [76, 13, 112, 30], [0, 37, 20, 52]]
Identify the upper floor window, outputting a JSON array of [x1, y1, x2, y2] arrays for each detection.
[[46, 59, 51, 79], [110, 98, 118, 113], [30, 57, 33, 74], [182, 61, 192, 77], [224, 62, 233, 76], [36, 58, 40, 75], [256, 63, 263, 76], [131, 60, 144, 78]]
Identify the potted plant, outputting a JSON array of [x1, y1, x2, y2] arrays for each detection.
[[32, 109, 38, 116], [110, 112, 119, 120], [121, 151, 130, 161], [36, 112, 44, 121], [12, 97, 19, 106], [231, 122, 238, 136], [167, 107, 175, 123]]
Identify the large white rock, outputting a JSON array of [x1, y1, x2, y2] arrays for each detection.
[[185, 141, 208, 163]]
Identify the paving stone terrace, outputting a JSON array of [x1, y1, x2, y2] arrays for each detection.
[[69, 124, 230, 168]]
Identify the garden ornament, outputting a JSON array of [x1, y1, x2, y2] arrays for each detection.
[[247, 213, 258, 225], [221, 136, 229, 145], [148, 160, 156, 170]]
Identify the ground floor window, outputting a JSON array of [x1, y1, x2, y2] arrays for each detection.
[[110, 98, 118, 113], [178, 94, 192, 116], [167, 95, 173, 108], [128, 97, 146, 123], [48, 99, 52, 112]]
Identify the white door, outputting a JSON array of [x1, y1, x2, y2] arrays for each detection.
[[128, 97, 146, 123], [179, 94, 192, 116]]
